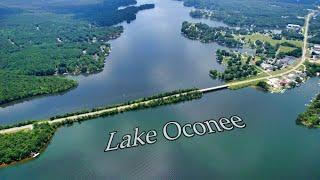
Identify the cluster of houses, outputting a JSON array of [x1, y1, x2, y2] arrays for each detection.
[[267, 71, 306, 92], [286, 24, 302, 32], [260, 56, 297, 71], [190, 9, 215, 19], [311, 44, 320, 60]]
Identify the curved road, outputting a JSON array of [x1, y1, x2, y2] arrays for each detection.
[[227, 11, 313, 88], [0, 11, 314, 135]]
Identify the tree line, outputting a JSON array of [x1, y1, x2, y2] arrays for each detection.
[[0, 89, 203, 166], [182, 0, 310, 30], [50, 88, 200, 120], [297, 93, 320, 128], [210, 50, 257, 81], [181, 21, 244, 48], [0, 123, 57, 165], [0, 0, 154, 105]]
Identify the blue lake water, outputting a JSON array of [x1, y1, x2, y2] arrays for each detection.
[[1, 0, 320, 179]]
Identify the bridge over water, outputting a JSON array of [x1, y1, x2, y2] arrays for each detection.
[[0, 84, 229, 134], [199, 85, 229, 93]]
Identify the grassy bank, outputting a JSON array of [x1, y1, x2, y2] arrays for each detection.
[[50, 88, 199, 120], [0, 88, 203, 167], [52, 89, 203, 126]]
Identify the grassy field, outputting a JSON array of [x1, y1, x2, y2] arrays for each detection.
[[242, 33, 303, 47], [228, 81, 259, 90], [278, 45, 297, 53]]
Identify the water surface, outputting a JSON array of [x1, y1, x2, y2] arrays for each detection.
[[0, 0, 227, 125], [1, 0, 320, 179]]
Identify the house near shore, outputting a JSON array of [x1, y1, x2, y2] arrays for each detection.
[[313, 44, 320, 54], [277, 56, 296, 67], [267, 78, 281, 89], [312, 44, 320, 60], [286, 24, 301, 31], [261, 63, 274, 71]]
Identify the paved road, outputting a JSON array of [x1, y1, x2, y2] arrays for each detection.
[[226, 11, 313, 88], [0, 92, 199, 134], [0, 11, 314, 135], [0, 125, 33, 134]]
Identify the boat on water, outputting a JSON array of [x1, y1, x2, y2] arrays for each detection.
[[31, 152, 40, 158]]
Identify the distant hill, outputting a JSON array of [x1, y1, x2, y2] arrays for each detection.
[[47, 0, 155, 26], [0, 0, 103, 8], [180, 0, 318, 29], [277, 0, 319, 5]]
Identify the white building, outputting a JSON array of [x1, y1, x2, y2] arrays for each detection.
[[313, 44, 320, 55], [267, 78, 281, 89], [261, 63, 274, 71], [286, 24, 301, 31]]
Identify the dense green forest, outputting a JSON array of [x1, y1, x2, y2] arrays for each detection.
[[305, 62, 320, 76], [310, 14, 320, 44], [180, 0, 317, 29], [0, 12, 122, 104], [48, 0, 155, 26], [0, 123, 57, 165], [0, 13, 123, 75], [0, 0, 154, 105], [0, 0, 103, 7], [281, 30, 304, 41], [0, 89, 203, 166], [297, 93, 320, 128], [181, 22, 244, 48], [0, 71, 77, 105], [256, 81, 270, 91], [210, 50, 257, 81]]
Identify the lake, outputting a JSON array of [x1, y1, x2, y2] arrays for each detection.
[[1, 0, 320, 179]]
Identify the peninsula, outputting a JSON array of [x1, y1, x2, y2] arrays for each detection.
[[1, 0, 320, 171], [0, 7, 318, 167], [0, 0, 155, 106], [0, 88, 203, 167], [180, 2, 320, 128]]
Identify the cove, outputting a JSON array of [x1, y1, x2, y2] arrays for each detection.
[[1, 0, 320, 179]]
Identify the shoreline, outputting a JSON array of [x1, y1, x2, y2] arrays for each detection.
[[0, 127, 57, 168], [0, 89, 203, 168], [0, 82, 78, 108], [0, 89, 208, 134]]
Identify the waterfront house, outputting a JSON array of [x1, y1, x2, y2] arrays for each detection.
[[286, 24, 301, 31], [313, 44, 320, 54]]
